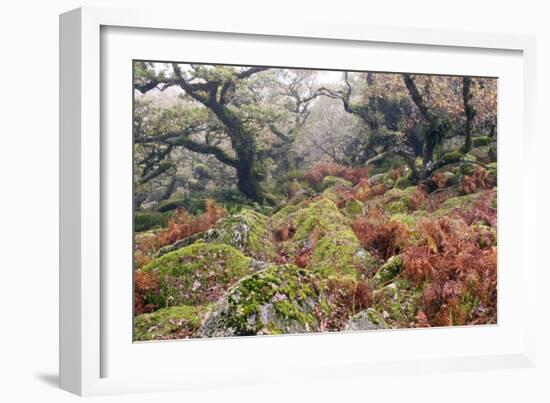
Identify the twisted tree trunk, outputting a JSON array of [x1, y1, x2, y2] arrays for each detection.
[[462, 77, 476, 153]]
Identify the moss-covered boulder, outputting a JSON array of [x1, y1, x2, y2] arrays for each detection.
[[470, 146, 492, 164], [154, 198, 193, 213], [438, 150, 464, 166], [433, 192, 483, 217], [134, 210, 172, 232], [389, 212, 427, 244], [472, 136, 492, 147], [368, 171, 396, 189], [320, 176, 352, 190], [134, 305, 206, 341], [195, 265, 327, 337], [372, 277, 424, 327], [206, 209, 278, 261], [273, 198, 378, 277], [460, 154, 479, 175], [343, 198, 364, 217], [381, 186, 426, 214], [370, 154, 406, 176], [141, 242, 252, 307], [394, 175, 413, 190], [432, 170, 456, 189], [345, 308, 387, 331], [372, 255, 403, 287], [440, 135, 465, 154], [155, 231, 207, 258]]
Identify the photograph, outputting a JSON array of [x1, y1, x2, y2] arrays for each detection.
[[132, 61, 497, 341]]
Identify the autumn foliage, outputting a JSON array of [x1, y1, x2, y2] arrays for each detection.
[[453, 189, 497, 227], [134, 200, 226, 269], [323, 278, 372, 330], [304, 161, 370, 186], [402, 217, 497, 327], [460, 166, 495, 195], [132, 64, 499, 341], [293, 225, 320, 268], [158, 200, 226, 246], [352, 209, 408, 261], [134, 271, 160, 315]]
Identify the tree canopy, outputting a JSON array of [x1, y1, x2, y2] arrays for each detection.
[[134, 62, 497, 206]]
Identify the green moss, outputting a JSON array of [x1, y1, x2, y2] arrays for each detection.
[[209, 209, 278, 261], [311, 228, 377, 277], [439, 150, 464, 165], [474, 223, 497, 247], [196, 264, 327, 337], [134, 211, 172, 232], [343, 198, 364, 217], [372, 255, 403, 286], [143, 242, 252, 307], [394, 175, 412, 190], [389, 212, 426, 244], [271, 203, 302, 222], [319, 186, 342, 204], [473, 136, 492, 147], [372, 277, 424, 327], [469, 146, 492, 164], [384, 188, 404, 200], [155, 198, 201, 213], [321, 176, 352, 190], [134, 305, 205, 341], [365, 308, 387, 327], [345, 307, 388, 331], [277, 198, 377, 277], [459, 289, 481, 322], [390, 213, 419, 229], [433, 192, 481, 217], [460, 165, 476, 176], [367, 173, 385, 186], [290, 199, 337, 240], [383, 186, 425, 213], [386, 200, 408, 214], [368, 170, 397, 189], [371, 154, 406, 175]]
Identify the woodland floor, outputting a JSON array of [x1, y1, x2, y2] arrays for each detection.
[[133, 151, 497, 341]]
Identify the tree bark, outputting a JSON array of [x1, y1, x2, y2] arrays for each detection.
[[169, 64, 269, 203], [462, 77, 476, 153], [403, 74, 439, 167]]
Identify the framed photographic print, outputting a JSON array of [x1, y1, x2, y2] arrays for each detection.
[[60, 6, 537, 396]]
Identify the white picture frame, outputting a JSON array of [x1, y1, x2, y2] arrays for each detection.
[[60, 6, 537, 396]]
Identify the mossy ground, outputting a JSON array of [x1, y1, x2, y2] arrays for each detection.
[[141, 242, 252, 307], [273, 198, 377, 277], [134, 211, 173, 232], [134, 165, 497, 339], [134, 305, 208, 341], [196, 264, 326, 337], [209, 209, 278, 261], [372, 276, 425, 327]]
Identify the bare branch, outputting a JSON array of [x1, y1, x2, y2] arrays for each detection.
[[236, 66, 269, 79]]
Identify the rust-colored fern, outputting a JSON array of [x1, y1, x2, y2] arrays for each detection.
[[352, 210, 408, 261], [401, 216, 497, 327]]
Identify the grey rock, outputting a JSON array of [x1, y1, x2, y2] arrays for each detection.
[[345, 308, 387, 332], [155, 231, 207, 257], [250, 259, 271, 272]]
